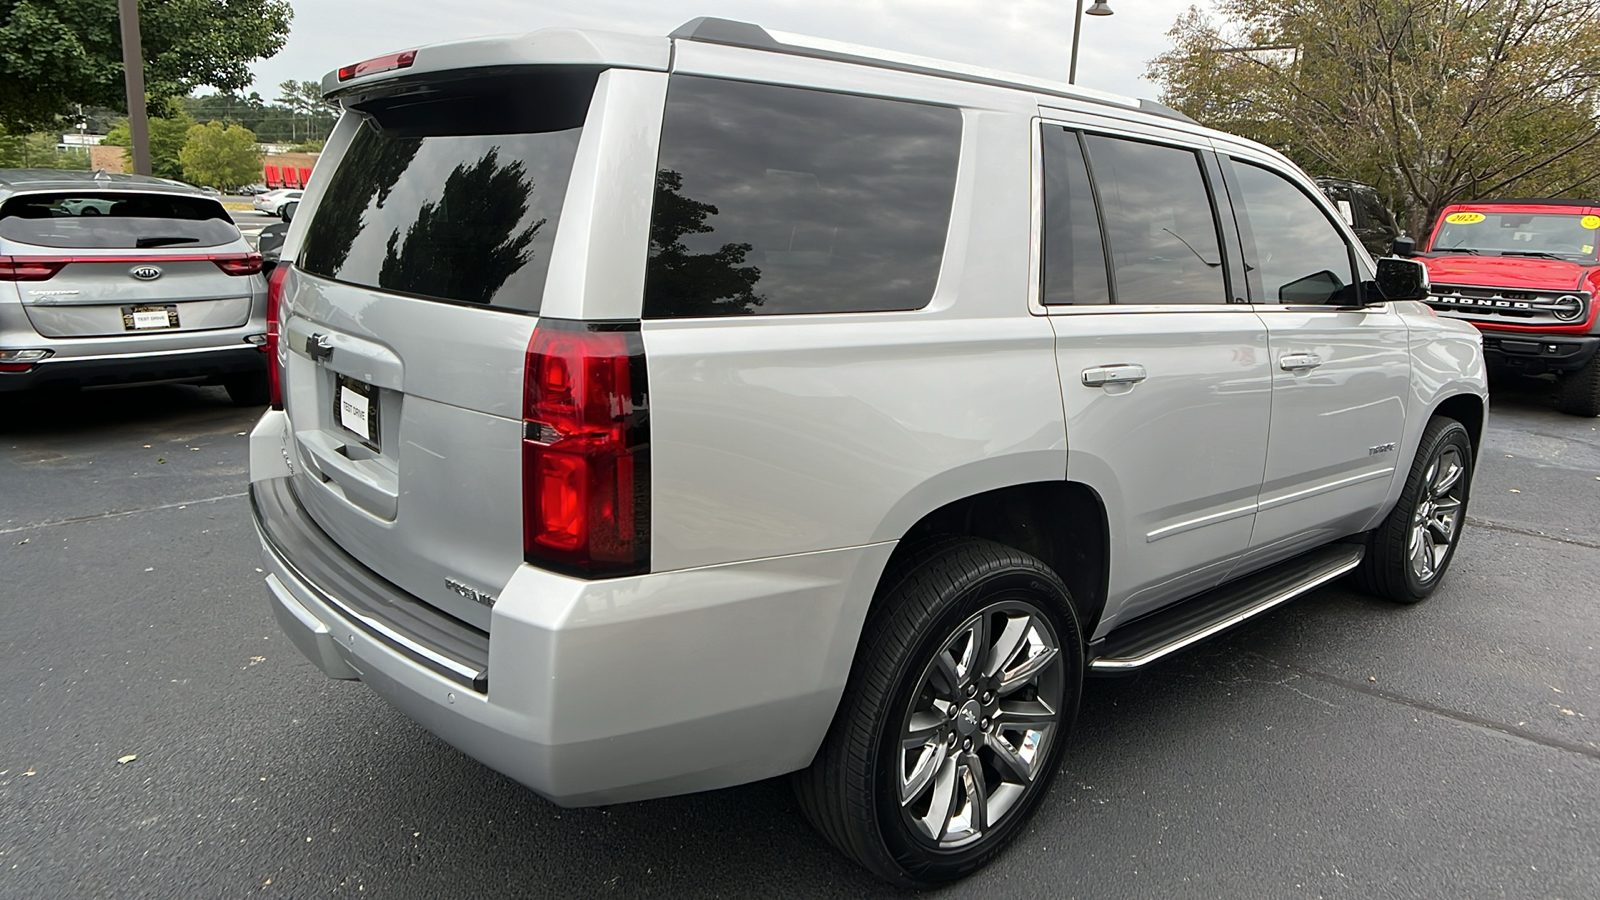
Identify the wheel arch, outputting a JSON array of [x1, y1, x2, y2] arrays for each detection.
[[882, 481, 1111, 638], [1430, 391, 1486, 462]]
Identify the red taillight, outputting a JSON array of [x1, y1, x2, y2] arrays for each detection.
[[338, 49, 417, 81], [0, 257, 67, 281], [214, 253, 263, 276], [265, 265, 289, 410], [522, 319, 650, 578]]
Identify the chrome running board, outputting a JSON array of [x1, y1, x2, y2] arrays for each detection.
[[1088, 544, 1364, 673]]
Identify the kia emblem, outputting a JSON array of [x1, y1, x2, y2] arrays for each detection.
[[130, 265, 162, 281]]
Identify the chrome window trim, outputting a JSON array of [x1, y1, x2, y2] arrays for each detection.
[[1031, 113, 1245, 317]]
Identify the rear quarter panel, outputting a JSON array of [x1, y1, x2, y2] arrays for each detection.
[[643, 52, 1066, 571]]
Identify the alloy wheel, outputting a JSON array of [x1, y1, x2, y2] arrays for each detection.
[[1409, 444, 1466, 583], [896, 600, 1064, 849]]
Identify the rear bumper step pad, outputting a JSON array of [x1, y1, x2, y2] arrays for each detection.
[[251, 477, 490, 691]]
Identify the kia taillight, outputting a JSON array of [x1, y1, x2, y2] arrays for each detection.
[[214, 253, 263, 276], [265, 265, 289, 410], [0, 257, 67, 281], [522, 319, 650, 578]]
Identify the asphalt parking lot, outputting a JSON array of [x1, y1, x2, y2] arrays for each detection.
[[1, 376, 1597, 899]]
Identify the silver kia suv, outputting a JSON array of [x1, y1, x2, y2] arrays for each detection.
[[249, 18, 1487, 886], [0, 170, 269, 403]]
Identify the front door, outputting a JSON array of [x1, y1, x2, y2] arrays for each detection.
[[1220, 156, 1410, 569]]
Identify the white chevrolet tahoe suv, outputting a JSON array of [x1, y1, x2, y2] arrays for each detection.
[[248, 19, 1487, 886]]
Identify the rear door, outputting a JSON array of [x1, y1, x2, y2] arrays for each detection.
[[1041, 123, 1272, 633], [279, 67, 613, 629], [1218, 155, 1409, 569], [0, 191, 257, 338]]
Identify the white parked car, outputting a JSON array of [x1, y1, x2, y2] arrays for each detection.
[[252, 189, 303, 217], [248, 18, 1487, 887]]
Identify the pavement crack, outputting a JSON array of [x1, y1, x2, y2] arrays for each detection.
[[1252, 654, 1600, 763], [0, 491, 248, 535], [1466, 515, 1600, 552]]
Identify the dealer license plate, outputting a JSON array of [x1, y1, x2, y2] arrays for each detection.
[[336, 375, 380, 450], [122, 304, 179, 330]]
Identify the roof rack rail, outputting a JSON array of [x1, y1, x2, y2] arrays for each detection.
[[670, 17, 1183, 122]]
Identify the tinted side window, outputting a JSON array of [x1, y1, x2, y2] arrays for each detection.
[[1082, 135, 1227, 305], [644, 76, 962, 318], [1230, 162, 1357, 305], [1041, 127, 1111, 305]]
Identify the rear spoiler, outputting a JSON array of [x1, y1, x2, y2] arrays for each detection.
[[322, 29, 668, 99]]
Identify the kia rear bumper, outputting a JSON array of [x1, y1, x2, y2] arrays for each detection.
[[0, 344, 266, 391], [249, 465, 893, 807]]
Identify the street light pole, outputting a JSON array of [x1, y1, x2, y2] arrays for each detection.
[[1069, 0, 1115, 86], [117, 0, 151, 175]]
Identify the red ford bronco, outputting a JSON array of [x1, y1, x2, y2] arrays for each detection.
[[1412, 199, 1600, 415]]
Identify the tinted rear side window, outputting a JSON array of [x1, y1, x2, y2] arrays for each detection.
[[0, 192, 238, 249], [1082, 135, 1227, 305], [1040, 127, 1111, 305], [644, 76, 962, 318], [298, 70, 594, 313]]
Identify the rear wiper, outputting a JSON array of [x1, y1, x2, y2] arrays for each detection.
[[1434, 246, 1480, 255], [135, 236, 200, 248], [1500, 250, 1567, 260]]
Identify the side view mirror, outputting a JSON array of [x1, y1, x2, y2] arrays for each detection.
[[1390, 235, 1415, 257], [1374, 256, 1429, 303], [280, 201, 298, 224]]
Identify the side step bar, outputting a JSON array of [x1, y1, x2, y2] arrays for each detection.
[[1088, 543, 1364, 674]]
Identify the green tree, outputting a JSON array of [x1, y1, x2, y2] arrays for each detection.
[[178, 120, 260, 188], [104, 107, 194, 180], [0, 0, 293, 132], [0, 126, 91, 169], [643, 169, 763, 316], [1148, 0, 1600, 234], [183, 80, 335, 145]]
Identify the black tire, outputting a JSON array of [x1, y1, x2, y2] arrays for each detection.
[[793, 537, 1083, 888], [223, 371, 271, 407], [1553, 353, 1600, 417], [1354, 417, 1473, 603]]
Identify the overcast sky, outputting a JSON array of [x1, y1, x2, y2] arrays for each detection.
[[247, 0, 1213, 102]]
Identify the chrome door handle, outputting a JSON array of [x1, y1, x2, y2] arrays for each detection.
[[1082, 364, 1148, 387], [1279, 353, 1323, 371]]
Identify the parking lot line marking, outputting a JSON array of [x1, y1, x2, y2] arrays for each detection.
[[1467, 515, 1600, 552], [1259, 654, 1600, 763], [0, 491, 248, 535]]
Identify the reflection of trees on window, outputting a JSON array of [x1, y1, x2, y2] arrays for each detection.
[[299, 124, 421, 276], [644, 169, 763, 317], [378, 148, 542, 305]]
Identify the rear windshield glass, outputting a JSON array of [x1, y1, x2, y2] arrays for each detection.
[[298, 70, 595, 313], [0, 192, 238, 249]]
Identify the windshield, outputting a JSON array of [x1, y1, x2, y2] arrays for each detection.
[[1431, 210, 1600, 261], [0, 191, 238, 249]]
